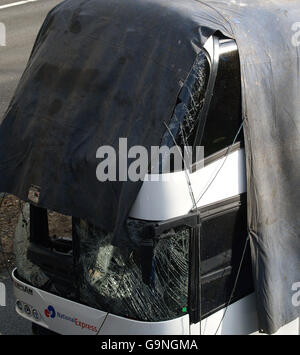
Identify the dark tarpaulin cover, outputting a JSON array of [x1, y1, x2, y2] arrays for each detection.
[[0, 0, 299, 334]]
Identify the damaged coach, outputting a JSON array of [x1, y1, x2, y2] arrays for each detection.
[[1, 0, 300, 335]]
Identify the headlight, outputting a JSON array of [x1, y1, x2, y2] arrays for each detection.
[[24, 304, 31, 316], [32, 309, 40, 320], [16, 300, 23, 312]]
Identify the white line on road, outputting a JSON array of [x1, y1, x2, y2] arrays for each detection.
[[0, 0, 39, 10]]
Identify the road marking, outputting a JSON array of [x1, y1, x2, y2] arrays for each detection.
[[0, 282, 5, 307], [0, 0, 39, 10]]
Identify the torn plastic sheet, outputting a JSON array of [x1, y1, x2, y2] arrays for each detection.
[[74, 219, 189, 321]]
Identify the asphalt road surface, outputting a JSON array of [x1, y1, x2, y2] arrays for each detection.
[[0, 0, 63, 122], [0, 0, 63, 335], [0, 270, 32, 335]]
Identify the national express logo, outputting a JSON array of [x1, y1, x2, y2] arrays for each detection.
[[44, 305, 56, 318], [44, 305, 98, 332]]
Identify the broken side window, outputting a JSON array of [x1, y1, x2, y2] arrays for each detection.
[[154, 50, 210, 173]]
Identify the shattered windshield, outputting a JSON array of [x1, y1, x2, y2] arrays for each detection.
[[15, 205, 190, 321], [74, 219, 190, 321]]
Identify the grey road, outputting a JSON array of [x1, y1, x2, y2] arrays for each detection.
[[0, 0, 63, 335], [0, 0, 63, 122], [0, 270, 32, 335]]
